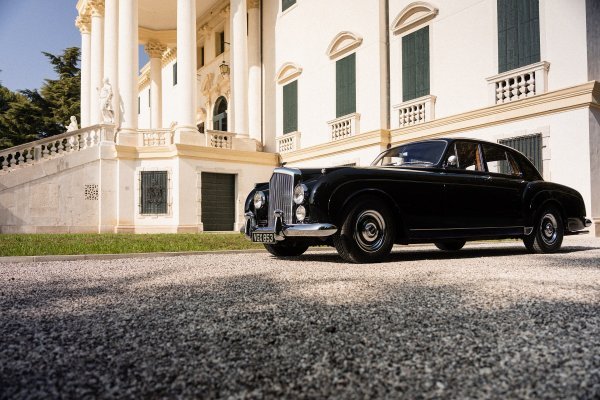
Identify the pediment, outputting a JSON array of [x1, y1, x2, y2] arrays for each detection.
[[392, 2, 438, 35], [275, 62, 303, 84], [326, 31, 363, 60]]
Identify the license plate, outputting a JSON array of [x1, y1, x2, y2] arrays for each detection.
[[252, 232, 276, 243]]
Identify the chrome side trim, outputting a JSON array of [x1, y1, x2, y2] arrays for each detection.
[[412, 226, 525, 231]]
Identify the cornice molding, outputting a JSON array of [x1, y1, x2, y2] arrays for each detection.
[[391, 1, 438, 35], [326, 31, 363, 60], [162, 47, 177, 65]]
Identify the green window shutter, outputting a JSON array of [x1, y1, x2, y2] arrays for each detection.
[[282, 0, 296, 12], [497, 0, 539, 73], [336, 53, 356, 118], [402, 26, 430, 102], [283, 80, 298, 134]]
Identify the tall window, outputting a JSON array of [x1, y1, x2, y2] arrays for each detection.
[[497, 0, 540, 73], [336, 53, 356, 118], [213, 96, 228, 132], [402, 26, 429, 102], [173, 62, 178, 86], [140, 171, 168, 214], [282, 0, 296, 12], [198, 46, 205, 67], [283, 80, 298, 133], [216, 31, 225, 55]]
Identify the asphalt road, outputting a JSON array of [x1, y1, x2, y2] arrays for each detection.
[[1, 237, 599, 399]]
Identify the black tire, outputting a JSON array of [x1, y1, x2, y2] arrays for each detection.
[[333, 198, 396, 263], [523, 205, 564, 253], [434, 240, 466, 251], [264, 242, 309, 257]]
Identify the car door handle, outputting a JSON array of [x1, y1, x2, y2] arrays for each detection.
[[482, 175, 492, 181]]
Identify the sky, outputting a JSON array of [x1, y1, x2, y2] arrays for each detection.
[[0, 0, 149, 92]]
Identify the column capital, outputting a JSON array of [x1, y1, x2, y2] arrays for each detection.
[[88, 0, 105, 17], [75, 15, 92, 34], [145, 40, 167, 58], [247, 0, 259, 9]]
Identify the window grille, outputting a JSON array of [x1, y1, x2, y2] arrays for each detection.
[[140, 171, 168, 214]]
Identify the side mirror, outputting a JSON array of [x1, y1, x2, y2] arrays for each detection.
[[445, 155, 458, 168]]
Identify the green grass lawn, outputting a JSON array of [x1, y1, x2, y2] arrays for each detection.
[[0, 233, 264, 257]]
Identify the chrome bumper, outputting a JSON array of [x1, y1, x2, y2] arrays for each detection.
[[242, 211, 337, 241], [567, 217, 593, 232]]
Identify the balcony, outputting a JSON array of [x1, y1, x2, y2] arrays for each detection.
[[328, 113, 360, 141], [276, 131, 301, 153], [393, 95, 436, 128], [487, 61, 550, 105]]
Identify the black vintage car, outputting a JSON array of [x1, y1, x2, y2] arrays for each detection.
[[243, 138, 591, 263]]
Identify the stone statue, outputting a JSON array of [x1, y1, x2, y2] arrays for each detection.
[[66, 116, 78, 132], [99, 77, 115, 123]]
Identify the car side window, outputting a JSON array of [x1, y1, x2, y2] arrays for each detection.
[[482, 144, 522, 177], [451, 142, 485, 171]]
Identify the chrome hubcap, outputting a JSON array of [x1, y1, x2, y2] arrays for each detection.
[[540, 213, 558, 245], [354, 210, 386, 253]]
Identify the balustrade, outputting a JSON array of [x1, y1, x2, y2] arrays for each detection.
[[328, 113, 360, 141], [141, 129, 172, 146], [487, 61, 550, 105], [206, 130, 234, 149], [276, 131, 301, 153], [394, 95, 436, 128], [0, 125, 109, 173]]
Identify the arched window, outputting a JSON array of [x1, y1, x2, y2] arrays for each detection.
[[213, 96, 228, 132]]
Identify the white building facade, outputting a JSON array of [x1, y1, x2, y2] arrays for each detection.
[[1, 0, 599, 236]]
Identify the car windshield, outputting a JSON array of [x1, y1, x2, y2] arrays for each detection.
[[371, 141, 447, 167]]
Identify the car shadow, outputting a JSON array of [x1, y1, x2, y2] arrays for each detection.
[[291, 244, 598, 264]]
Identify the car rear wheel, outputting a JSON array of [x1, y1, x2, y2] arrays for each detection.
[[333, 198, 396, 263], [523, 205, 564, 253], [264, 242, 309, 257], [434, 240, 466, 251]]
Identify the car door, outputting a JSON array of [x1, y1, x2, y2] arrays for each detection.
[[441, 141, 494, 230], [479, 143, 527, 229]]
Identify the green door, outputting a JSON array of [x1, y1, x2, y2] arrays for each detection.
[[201, 172, 236, 231]]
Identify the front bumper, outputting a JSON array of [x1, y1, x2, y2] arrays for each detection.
[[567, 217, 593, 232], [242, 211, 337, 241]]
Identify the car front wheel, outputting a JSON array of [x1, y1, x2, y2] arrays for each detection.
[[333, 198, 396, 263], [523, 206, 564, 253], [264, 242, 309, 257]]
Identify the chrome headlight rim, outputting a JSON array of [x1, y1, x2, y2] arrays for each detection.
[[293, 184, 308, 205], [253, 191, 266, 209]]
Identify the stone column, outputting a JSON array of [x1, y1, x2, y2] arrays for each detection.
[[89, 0, 105, 125], [145, 41, 166, 129], [117, 0, 138, 145], [230, 0, 248, 136], [175, 0, 199, 144], [76, 15, 92, 127], [247, 0, 261, 142], [103, 0, 118, 125]]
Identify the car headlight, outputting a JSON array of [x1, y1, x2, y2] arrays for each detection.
[[295, 205, 306, 222], [293, 184, 307, 204], [253, 191, 265, 209]]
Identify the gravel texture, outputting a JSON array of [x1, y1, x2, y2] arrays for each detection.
[[1, 236, 599, 399]]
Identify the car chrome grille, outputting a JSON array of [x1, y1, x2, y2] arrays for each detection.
[[268, 172, 294, 226]]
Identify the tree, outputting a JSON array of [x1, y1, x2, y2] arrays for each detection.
[[0, 47, 80, 150]]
